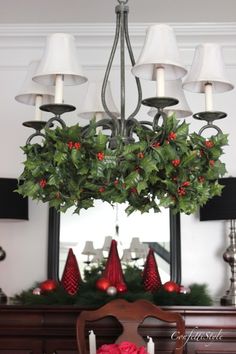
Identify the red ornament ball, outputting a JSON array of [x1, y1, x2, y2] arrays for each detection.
[[40, 279, 58, 293], [96, 278, 111, 292], [116, 283, 127, 293], [163, 281, 180, 293]]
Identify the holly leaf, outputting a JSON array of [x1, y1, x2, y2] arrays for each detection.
[[124, 171, 141, 188], [139, 156, 158, 174], [95, 133, 108, 151]]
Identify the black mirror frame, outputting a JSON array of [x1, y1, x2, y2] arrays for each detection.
[[47, 208, 181, 284]]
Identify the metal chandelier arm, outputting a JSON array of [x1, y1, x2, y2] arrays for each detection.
[[101, 0, 143, 140], [124, 11, 142, 121], [81, 118, 117, 137], [101, 7, 121, 131]]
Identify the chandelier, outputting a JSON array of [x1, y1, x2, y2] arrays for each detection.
[[16, 0, 231, 215]]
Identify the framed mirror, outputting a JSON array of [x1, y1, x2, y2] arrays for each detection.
[[47, 204, 181, 284]]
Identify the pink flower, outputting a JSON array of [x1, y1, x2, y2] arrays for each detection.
[[97, 342, 148, 354], [97, 344, 120, 354], [138, 347, 149, 354], [118, 341, 139, 353]]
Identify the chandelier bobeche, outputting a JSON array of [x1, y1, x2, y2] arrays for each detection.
[[16, 0, 232, 215]]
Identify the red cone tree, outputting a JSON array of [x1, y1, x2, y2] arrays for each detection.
[[102, 239, 126, 287], [142, 248, 162, 292], [61, 248, 81, 295]]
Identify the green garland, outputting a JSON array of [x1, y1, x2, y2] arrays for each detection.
[[13, 265, 212, 306], [17, 115, 227, 215]]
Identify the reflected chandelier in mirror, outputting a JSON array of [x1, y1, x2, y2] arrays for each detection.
[[47, 207, 181, 284]]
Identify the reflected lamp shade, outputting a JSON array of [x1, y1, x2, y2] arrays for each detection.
[[200, 178, 236, 221], [148, 79, 192, 118], [102, 236, 112, 251], [78, 81, 119, 120], [0, 178, 28, 220], [33, 33, 87, 86], [15, 61, 54, 106], [81, 241, 96, 255], [132, 24, 187, 81], [183, 43, 234, 93]]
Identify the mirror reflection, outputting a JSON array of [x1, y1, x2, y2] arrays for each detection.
[[59, 200, 170, 282]]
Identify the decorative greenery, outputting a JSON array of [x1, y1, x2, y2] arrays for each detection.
[[12, 265, 212, 306], [17, 115, 228, 215]]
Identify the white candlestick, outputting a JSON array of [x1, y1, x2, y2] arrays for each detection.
[[34, 95, 43, 121], [156, 66, 165, 97], [204, 82, 213, 111], [89, 330, 96, 354], [54, 74, 64, 104], [147, 336, 155, 354], [95, 112, 103, 133]]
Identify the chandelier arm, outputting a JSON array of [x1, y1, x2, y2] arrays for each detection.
[[125, 117, 138, 137], [153, 111, 162, 131], [45, 116, 66, 130], [120, 2, 126, 136], [156, 109, 169, 143], [101, 10, 121, 135], [198, 123, 222, 135], [124, 12, 142, 121], [81, 119, 116, 137], [96, 118, 117, 135], [139, 121, 153, 127], [26, 132, 45, 145]]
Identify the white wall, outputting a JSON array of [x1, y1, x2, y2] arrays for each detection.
[[0, 23, 236, 300]]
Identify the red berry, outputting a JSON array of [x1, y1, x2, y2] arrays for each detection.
[[74, 142, 81, 150], [99, 187, 105, 193], [114, 179, 119, 186], [97, 152, 105, 161], [182, 181, 190, 187], [178, 187, 186, 196], [67, 141, 74, 150], [209, 160, 215, 167], [200, 149, 204, 157], [130, 187, 137, 194], [198, 176, 205, 183], [204, 140, 214, 149], [168, 131, 177, 141], [137, 152, 144, 159], [39, 178, 47, 188], [152, 142, 160, 148], [172, 159, 180, 167]]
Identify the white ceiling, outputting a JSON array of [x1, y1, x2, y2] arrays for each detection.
[[1, 0, 236, 24]]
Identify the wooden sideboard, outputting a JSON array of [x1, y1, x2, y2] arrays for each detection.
[[0, 305, 235, 354]]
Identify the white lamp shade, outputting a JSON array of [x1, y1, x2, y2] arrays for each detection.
[[132, 24, 187, 81], [78, 81, 119, 119], [122, 249, 132, 262], [102, 236, 112, 251], [33, 33, 87, 86], [183, 43, 234, 93], [92, 249, 103, 262], [15, 61, 54, 105], [81, 241, 96, 255], [148, 79, 192, 118], [130, 237, 142, 252]]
